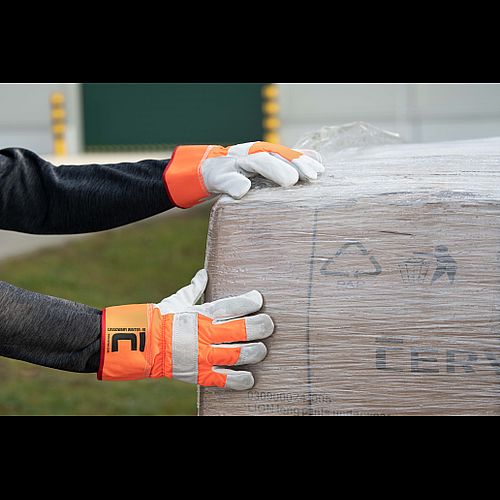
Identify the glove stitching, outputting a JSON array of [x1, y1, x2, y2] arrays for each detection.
[[193, 313, 200, 385], [238, 347, 247, 365], [160, 313, 167, 378], [145, 304, 154, 378], [197, 146, 212, 198]]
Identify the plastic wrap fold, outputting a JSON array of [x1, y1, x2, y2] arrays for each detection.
[[199, 123, 500, 416]]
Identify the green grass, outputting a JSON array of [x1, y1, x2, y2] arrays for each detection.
[[0, 207, 212, 415]]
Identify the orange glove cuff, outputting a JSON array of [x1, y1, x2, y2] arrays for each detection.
[[98, 304, 173, 381], [163, 145, 228, 209]]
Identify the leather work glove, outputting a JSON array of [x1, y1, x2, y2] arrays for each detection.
[[98, 269, 274, 390], [163, 141, 325, 208]]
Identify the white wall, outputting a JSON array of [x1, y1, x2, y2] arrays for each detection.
[[0, 84, 82, 154], [278, 84, 500, 146]]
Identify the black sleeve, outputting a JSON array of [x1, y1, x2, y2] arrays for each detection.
[[0, 148, 174, 234], [0, 280, 101, 373]]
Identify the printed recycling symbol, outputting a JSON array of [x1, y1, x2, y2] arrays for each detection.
[[320, 241, 382, 277]]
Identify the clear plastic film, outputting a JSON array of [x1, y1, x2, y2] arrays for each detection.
[[199, 122, 500, 416]]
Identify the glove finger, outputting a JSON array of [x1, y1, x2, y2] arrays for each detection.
[[216, 171, 252, 199], [237, 152, 299, 187], [294, 151, 325, 174], [213, 367, 255, 390], [197, 290, 263, 321], [233, 342, 267, 365], [296, 148, 324, 167], [280, 154, 318, 181], [208, 314, 274, 343], [283, 152, 325, 181], [208, 342, 267, 366], [161, 269, 208, 307], [244, 313, 275, 341]]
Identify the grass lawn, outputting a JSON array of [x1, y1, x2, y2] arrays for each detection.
[[0, 206, 212, 415]]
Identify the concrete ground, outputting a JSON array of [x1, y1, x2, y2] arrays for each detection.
[[0, 151, 176, 261]]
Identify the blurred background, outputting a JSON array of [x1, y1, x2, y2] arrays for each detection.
[[1, 83, 499, 414]]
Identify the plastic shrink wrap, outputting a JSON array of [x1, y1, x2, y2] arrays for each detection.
[[199, 123, 500, 416]]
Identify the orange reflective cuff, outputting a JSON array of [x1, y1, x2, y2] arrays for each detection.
[[163, 145, 228, 209], [99, 304, 174, 381], [248, 141, 303, 162], [99, 304, 150, 381]]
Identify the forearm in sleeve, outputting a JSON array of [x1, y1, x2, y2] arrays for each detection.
[[0, 281, 101, 373], [0, 148, 174, 234]]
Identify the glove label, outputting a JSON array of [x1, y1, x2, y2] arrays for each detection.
[[98, 304, 152, 381]]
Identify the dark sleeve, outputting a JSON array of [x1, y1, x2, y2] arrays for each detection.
[[0, 148, 174, 234], [0, 280, 101, 373]]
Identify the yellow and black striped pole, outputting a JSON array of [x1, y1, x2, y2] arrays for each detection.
[[262, 84, 280, 144], [50, 92, 67, 156]]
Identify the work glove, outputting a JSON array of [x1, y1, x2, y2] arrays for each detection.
[[163, 141, 325, 208], [98, 269, 274, 390]]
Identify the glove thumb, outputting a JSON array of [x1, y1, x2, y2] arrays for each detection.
[[217, 172, 252, 199], [159, 269, 208, 311]]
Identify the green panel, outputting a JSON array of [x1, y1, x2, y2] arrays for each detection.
[[83, 83, 265, 151]]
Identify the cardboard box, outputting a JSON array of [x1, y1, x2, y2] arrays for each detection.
[[199, 126, 500, 416]]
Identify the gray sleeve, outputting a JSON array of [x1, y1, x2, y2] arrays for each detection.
[[0, 148, 174, 234], [0, 280, 101, 373]]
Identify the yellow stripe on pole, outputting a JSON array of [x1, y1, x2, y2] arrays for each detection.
[[262, 101, 280, 115], [262, 84, 279, 100], [263, 116, 281, 130], [51, 108, 66, 120], [50, 92, 67, 156], [50, 92, 65, 106], [262, 84, 280, 144]]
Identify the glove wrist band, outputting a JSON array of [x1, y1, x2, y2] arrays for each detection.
[[163, 145, 228, 209], [98, 304, 173, 381]]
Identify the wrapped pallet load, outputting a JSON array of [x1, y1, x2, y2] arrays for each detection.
[[199, 123, 500, 416]]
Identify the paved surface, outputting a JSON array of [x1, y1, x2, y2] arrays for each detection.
[[0, 151, 175, 261], [0, 231, 86, 261]]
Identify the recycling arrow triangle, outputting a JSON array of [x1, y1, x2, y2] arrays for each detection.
[[320, 241, 382, 277]]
